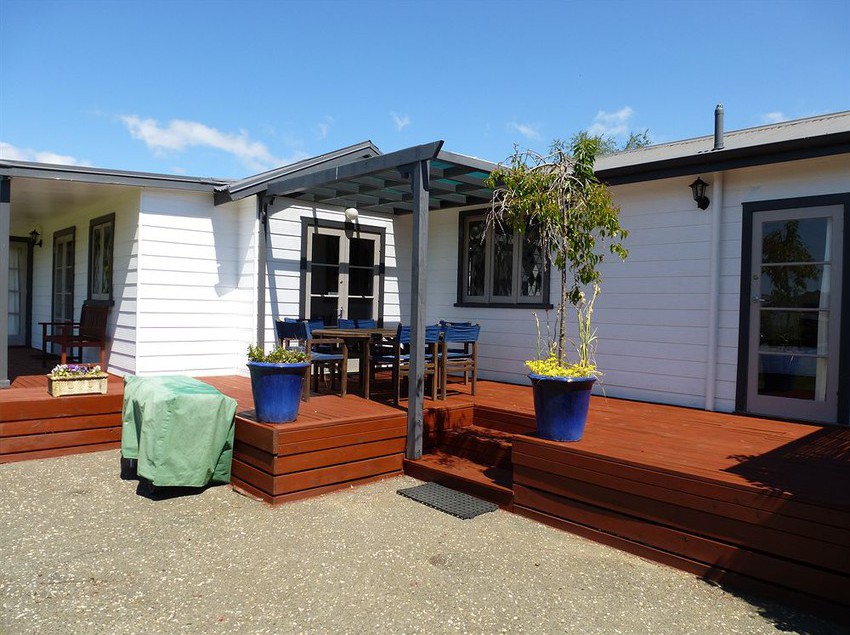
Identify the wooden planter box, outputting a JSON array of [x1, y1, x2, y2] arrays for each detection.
[[48, 371, 109, 397]]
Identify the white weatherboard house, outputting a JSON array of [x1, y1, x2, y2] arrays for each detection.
[[2, 110, 848, 426]]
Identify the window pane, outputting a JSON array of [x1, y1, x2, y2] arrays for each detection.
[[762, 218, 829, 263], [759, 310, 823, 354], [349, 237, 375, 268], [312, 234, 340, 266], [760, 264, 827, 308], [349, 267, 374, 296], [758, 354, 819, 401], [310, 296, 340, 326], [492, 225, 513, 297], [466, 220, 486, 297], [521, 224, 544, 297], [310, 264, 339, 294], [347, 298, 373, 320]]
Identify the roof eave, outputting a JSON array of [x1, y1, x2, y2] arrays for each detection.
[[0, 160, 227, 191], [596, 131, 850, 185]]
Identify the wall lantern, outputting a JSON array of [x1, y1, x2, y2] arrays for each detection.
[[689, 177, 710, 210], [344, 207, 359, 221], [29, 226, 43, 248]]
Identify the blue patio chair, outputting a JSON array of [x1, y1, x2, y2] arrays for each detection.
[[370, 323, 442, 405], [440, 324, 480, 399], [337, 318, 377, 329], [274, 320, 348, 399]]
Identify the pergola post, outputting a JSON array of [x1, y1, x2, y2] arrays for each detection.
[[0, 177, 11, 388], [406, 160, 429, 459]]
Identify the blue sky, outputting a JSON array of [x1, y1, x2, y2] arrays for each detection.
[[1, 0, 848, 179]]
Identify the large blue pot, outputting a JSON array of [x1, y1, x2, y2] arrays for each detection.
[[529, 374, 597, 442], [247, 361, 310, 423]]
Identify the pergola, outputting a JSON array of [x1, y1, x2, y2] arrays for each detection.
[[260, 141, 496, 459]]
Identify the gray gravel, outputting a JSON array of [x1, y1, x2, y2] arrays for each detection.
[[0, 450, 843, 635]]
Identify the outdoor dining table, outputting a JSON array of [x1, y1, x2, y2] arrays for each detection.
[[312, 327, 397, 399]]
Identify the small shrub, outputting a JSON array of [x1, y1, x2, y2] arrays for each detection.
[[247, 345, 308, 364]]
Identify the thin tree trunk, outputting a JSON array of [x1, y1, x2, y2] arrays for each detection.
[[558, 265, 568, 365]]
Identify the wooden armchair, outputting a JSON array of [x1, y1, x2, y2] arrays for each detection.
[[41, 302, 110, 369]]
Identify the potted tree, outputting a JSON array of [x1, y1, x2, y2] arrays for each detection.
[[487, 133, 628, 441], [246, 345, 310, 423]]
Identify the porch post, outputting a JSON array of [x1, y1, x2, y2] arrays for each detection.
[[0, 177, 11, 388], [406, 160, 430, 459], [256, 196, 269, 348]]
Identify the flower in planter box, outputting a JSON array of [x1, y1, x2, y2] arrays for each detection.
[[48, 364, 106, 379]]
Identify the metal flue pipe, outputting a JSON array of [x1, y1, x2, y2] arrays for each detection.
[[714, 104, 725, 150]]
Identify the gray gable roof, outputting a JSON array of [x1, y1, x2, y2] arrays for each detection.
[[596, 111, 850, 184]]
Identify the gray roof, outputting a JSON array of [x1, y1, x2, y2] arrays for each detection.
[[596, 110, 850, 184], [0, 159, 228, 192], [216, 140, 382, 204]]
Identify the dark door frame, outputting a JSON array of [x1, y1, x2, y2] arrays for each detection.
[[736, 192, 850, 425], [8, 236, 34, 347]]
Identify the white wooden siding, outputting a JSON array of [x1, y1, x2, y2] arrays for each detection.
[[419, 154, 850, 413], [137, 190, 256, 376]]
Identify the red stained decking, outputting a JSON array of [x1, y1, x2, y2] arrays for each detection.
[[2, 358, 848, 619]]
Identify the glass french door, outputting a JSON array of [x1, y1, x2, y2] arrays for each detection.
[[304, 226, 380, 325], [7, 240, 29, 346], [52, 228, 75, 323], [747, 206, 843, 423]]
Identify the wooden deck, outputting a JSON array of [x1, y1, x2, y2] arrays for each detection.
[[2, 352, 848, 619], [1, 349, 125, 463], [413, 381, 850, 621]]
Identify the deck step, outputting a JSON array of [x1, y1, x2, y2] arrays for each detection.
[[439, 425, 515, 469], [403, 452, 514, 509]]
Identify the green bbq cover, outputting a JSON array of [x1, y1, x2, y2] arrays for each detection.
[[121, 376, 238, 487]]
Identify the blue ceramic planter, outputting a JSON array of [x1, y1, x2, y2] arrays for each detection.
[[247, 361, 310, 423], [528, 374, 597, 442]]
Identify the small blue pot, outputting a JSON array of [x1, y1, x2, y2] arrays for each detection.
[[528, 374, 597, 442], [247, 361, 310, 423]]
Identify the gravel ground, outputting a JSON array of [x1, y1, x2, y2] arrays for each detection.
[[0, 450, 843, 635]]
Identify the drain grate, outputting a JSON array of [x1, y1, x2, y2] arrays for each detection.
[[397, 482, 498, 520]]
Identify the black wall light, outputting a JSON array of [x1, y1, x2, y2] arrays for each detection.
[[29, 227, 43, 247], [689, 177, 710, 210]]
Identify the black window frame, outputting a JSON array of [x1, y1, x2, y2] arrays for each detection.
[[87, 212, 115, 306], [298, 217, 387, 325], [455, 210, 552, 309]]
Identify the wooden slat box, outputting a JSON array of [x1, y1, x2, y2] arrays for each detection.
[[231, 395, 407, 505]]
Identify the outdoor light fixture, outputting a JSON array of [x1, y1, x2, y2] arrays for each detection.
[[344, 207, 359, 221], [689, 177, 710, 210], [29, 227, 43, 248]]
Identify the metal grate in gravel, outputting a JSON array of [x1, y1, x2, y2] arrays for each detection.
[[397, 482, 498, 519]]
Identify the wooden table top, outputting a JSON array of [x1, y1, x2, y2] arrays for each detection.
[[312, 327, 398, 339]]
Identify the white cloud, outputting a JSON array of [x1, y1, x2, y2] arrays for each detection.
[[317, 115, 334, 139], [588, 106, 635, 137], [119, 115, 284, 171], [0, 141, 86, 165], [391, 112, 411, 131], [508, 122, 542, 141], [761, 111, 787, 124]]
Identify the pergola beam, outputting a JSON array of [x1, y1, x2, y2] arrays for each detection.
[[268, 141, 443, 198]]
